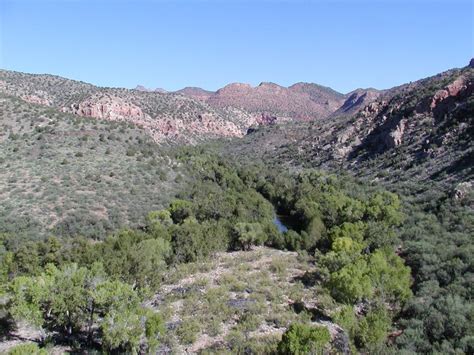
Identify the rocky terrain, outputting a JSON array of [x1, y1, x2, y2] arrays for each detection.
[[225, 61, 474, 189], [0, 71, 353, 145], [173, 81, 347, 121], [145, 247, 347, 354], [0, 70, 254, 143]]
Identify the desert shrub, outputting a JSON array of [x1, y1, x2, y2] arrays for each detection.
[[277, 323, 331, 355], [176, 319, 201, 344], [7, 343, 48, 355]]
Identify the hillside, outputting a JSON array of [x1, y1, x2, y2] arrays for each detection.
[[174, 87, 214, 101], [0, 71, 351, 145], [224, 62, 474, 190], [198, 81, 345, 121], [0, 93, 184, 239], [0, 70, 255, 143], [1, 62, 472, 242]]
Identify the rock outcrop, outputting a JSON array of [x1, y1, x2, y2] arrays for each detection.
[[62, 93, 244, 143], [21, 93, 52, 106], [430, 76, 470, 110], [334, 88, 381, 116], [135, 85, 167, 93], [67, 94, 145, 121], [385, 118, 407, 148]]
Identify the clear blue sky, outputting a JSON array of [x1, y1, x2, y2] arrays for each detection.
[[1, 0, 472, 93]]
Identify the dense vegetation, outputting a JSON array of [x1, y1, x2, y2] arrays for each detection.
[[2, 149, 470, 353]]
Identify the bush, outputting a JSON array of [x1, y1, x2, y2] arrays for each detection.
[[7, 343, 48, 355], [277, 323, 331, 354], [177, 319, 201, 344]]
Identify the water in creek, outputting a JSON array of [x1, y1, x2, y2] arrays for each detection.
[[273, 215, 289, 233]]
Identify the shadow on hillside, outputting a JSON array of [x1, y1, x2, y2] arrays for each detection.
[[430, 150, 474, 181], [292, 270, 320, 288], [0, 314, 15, 339]]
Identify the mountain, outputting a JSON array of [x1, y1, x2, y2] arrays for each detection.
[[174, 86, 214, 101], [0, 70, 370, 145], [332, 88, 382, 116], [0, 70, 255, 143], [173, 81, 346, 121], [205, 81, 345, 121], [224, 61, 474, 189], [135, 85, 168, 93]]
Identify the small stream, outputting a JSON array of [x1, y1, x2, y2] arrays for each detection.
[[273, 215, 289, 233]]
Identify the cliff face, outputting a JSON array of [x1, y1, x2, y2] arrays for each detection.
[[67, 94, 146, 121], [63, 93, 244, 142]]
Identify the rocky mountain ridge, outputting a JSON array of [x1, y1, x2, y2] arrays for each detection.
[[225, 61, 474, 188], [169, 81, 348, 121], [0, 70, 257, 143], [2, 61, 472, 160], [0, 70, 373, 143]]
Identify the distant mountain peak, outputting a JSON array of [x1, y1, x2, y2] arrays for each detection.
[[134, 85, 167, 93], [135, 85, 149, 91], [174, 87, 214, 101], [257, 82, 282, 88]]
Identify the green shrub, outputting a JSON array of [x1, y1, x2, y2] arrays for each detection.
[[7, 343, 48, 355], [277, 323, 331, 355], [177, 319, 201, 344]]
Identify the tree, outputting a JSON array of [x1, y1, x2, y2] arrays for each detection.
[[101, 307, 144, 353], [303, 216, 327, 250], [367, 249, 412, 303], [146, 210, 173, 240], [101, 229, 170, 289], [7, 262, 161, 351], [365, 191, 403, 226], [328, 258, 373, 303], [145, 312, 165, 352], [355, 307, 391, 348], [170, 218, 208, 263], [38, 236, 62, 267], [329, 222, 366, 244], [169, 199, 193, 223], [232, 222, 266, 251], [0, 245, 13, 294], [11, 242, 40, 276], [277, 323, 331, 355], [8, 275, 45, 328]]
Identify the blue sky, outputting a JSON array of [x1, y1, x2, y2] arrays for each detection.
[[1, 0, 472, 93]]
